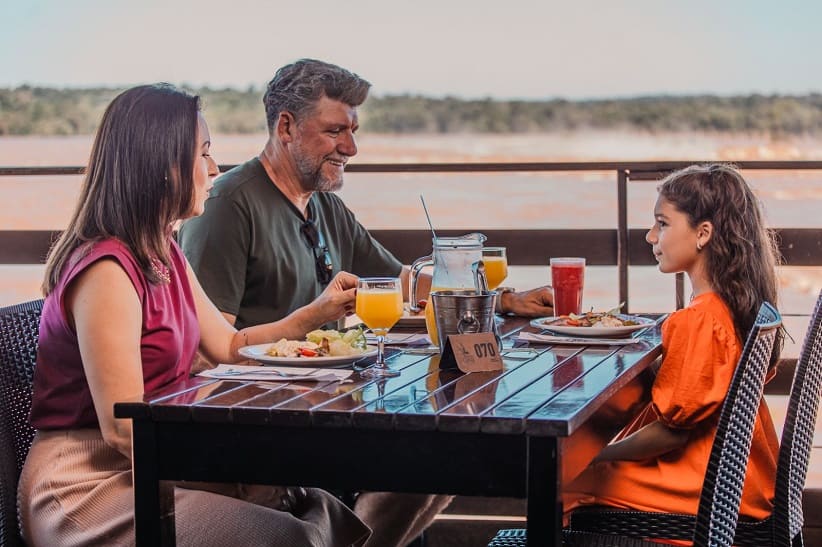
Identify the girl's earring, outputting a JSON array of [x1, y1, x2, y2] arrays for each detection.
[[696, 242, 703, 251]]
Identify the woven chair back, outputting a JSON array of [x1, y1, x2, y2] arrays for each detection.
[[0, 299, 43, 547], [693, 301, 782, 547], [772, 291, 822, 546]]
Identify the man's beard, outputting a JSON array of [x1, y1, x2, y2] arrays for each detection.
[[294, 149, 344, 193]]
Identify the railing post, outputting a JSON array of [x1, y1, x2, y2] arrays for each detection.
[[617, 169, 630, 313]]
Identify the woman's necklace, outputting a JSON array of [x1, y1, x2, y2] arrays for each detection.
[[150, 258, 171, 284]]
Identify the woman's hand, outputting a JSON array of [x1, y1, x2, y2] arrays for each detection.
[[308, 271, 359, 325]]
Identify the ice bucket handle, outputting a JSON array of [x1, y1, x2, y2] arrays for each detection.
[[457, 311, 481, 334]]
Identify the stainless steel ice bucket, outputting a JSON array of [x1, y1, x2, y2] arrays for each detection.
[[430, 289, 498, 353]]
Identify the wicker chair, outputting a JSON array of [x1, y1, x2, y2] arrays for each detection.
[[488, 302, 782, 547], [734, 289, 821, 546], [0, 299, 43, 547]]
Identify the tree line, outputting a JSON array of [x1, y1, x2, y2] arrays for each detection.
[[2, 85, 822, 136]]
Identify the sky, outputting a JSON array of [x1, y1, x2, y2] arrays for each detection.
[[2, 0, 822, 100]]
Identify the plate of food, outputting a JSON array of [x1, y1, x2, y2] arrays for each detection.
[[239, 328, 377, 366], [529, 309, 655, 337]]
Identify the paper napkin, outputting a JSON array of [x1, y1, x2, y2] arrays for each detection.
[[199, 363, 353, 382], [517, 332, 644, 346]]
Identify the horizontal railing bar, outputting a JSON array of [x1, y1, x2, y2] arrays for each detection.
[[0, 166, 85, 176], [2, 228, 819, 267], [0, 230, 61, 264], [348, 161, 822, 173], [3, 160, 822, 177], [372, 229, 645, 266]]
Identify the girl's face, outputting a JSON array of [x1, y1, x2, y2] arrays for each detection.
[[189, 113, 218, 218], [646, 196, 702, 274]]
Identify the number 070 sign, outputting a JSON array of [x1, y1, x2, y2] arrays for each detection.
[[440, 332, 503, 372]]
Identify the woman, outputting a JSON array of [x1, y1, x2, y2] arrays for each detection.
[[18, 84, 370, 546]]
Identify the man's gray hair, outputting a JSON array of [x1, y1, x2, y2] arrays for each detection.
[[264, 59, 371, 131]]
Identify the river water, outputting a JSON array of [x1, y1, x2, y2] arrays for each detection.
[[2, 131, 820, 351]]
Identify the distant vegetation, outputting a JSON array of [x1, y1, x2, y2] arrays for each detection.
[[3, 86, 822, 136]]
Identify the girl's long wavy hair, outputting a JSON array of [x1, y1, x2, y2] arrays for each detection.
[[42, 84, 200, 294], [659, 164, 782, 365]]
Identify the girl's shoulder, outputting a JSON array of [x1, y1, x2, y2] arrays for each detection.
[[663, 292, 737, 344]]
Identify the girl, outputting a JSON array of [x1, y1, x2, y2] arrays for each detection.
[[18, 84, 370, 546], [564, 163, 781, 525]]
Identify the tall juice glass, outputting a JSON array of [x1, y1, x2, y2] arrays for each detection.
[[356, 277, 403, 377], [550, 257, 585, 316], [482, 247, 508, 290]]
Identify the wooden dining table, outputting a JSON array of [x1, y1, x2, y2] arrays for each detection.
[[114, 315, 663, 547]]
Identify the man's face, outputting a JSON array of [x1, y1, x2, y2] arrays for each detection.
[[290, 96, 359, 192]]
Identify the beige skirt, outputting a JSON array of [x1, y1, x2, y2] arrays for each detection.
[[18, 429, 370, 547]]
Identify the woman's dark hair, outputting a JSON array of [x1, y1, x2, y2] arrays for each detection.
[[263, 58, 371, 131], [43, 84, 200, 294], [658, 163, 782, 365]]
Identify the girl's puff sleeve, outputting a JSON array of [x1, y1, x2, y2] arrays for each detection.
[[651, 306, 740, 430]]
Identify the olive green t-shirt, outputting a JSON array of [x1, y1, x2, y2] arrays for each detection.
[[178, 158, 402, 329]]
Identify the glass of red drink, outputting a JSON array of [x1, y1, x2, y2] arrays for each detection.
[[550, 257, 585, 316]]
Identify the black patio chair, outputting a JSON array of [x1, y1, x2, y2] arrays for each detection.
[[488, 301, 782, 547], [0, 299, 43, 547], [732, 289, 821, 546]]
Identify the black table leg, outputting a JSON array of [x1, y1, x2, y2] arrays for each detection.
[[132, 419, 176, 546], [526, 436, 561, 547]]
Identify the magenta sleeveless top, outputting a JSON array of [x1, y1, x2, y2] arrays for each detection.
[[30, 238, 199, 429]]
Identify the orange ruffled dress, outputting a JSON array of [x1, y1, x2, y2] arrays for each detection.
[[564, 292, 779, 523]]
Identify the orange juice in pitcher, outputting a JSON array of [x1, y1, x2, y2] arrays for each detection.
[[408, 233, 487, 348], [424, 286, 449, 347]]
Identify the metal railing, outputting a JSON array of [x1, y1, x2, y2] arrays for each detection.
[[2, 160, 821, 311]]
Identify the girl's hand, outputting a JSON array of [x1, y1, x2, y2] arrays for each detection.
[[593, 420, 690, 463]]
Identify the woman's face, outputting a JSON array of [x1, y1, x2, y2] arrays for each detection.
[[189, 113, 218, 218]]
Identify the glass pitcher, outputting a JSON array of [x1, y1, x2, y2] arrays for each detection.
[[408, 233, 487, 347]]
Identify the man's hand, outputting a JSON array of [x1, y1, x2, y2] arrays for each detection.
[[499, 286, 554, 318], [312, 271, 358, 324]]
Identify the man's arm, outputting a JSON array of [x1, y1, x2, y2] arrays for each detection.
[[498, 286, 555, 317]]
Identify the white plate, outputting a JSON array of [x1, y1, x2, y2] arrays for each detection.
[[238, 344, 378, 367], [529, 315, 655, 338]]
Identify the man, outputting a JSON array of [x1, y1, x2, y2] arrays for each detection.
[[179, 59, 554, 546], [179, 59, 553, 331]]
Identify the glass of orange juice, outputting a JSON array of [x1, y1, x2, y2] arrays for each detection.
[[482, 247, 508, 290], [356, 277, 403, 377]]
